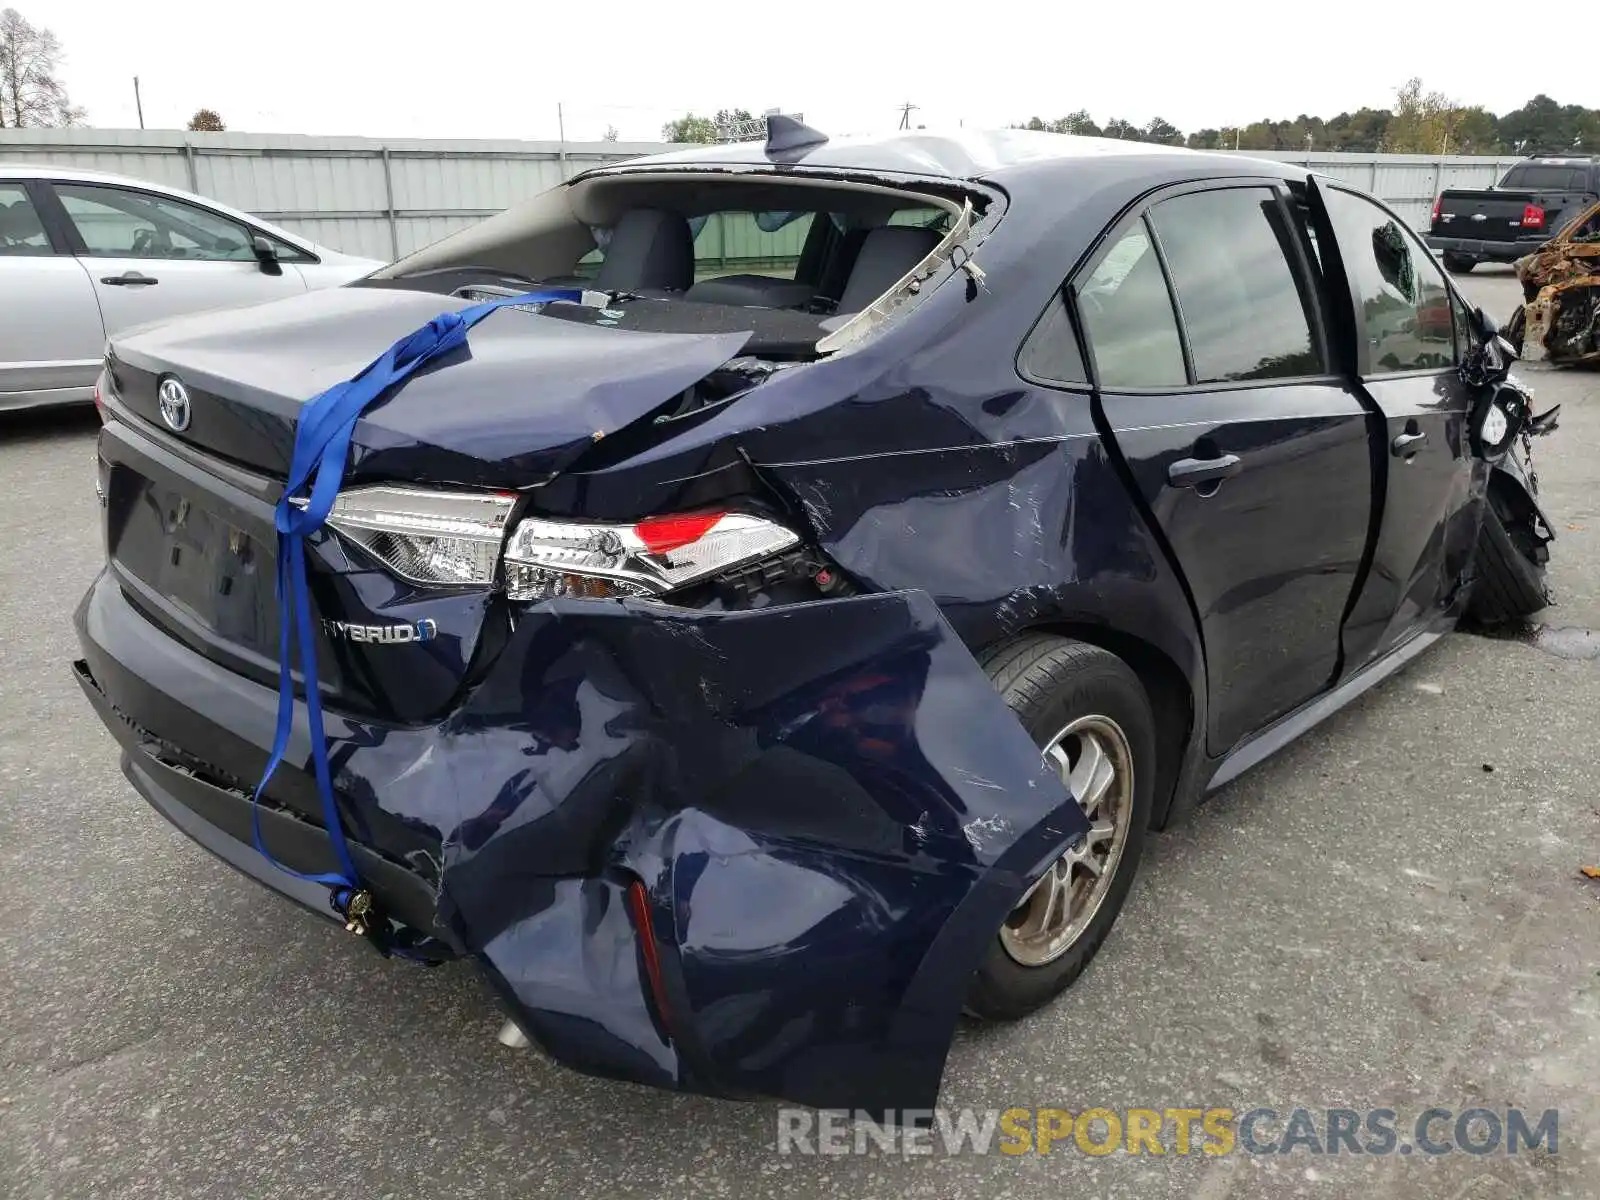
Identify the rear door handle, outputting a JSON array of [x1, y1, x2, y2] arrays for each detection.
[[1391, 430, 1428, 457], [1168, 453, 1243, 488], [101, 271, 159, 286]]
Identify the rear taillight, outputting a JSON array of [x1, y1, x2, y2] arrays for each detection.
[[1431, 194, 1442, 223], [93, 372, 114, 425], [319, 486, 801, 601], [503, 509, 799, 601], [322, 486, 516, 588], [1521, 204, 1545, 229]]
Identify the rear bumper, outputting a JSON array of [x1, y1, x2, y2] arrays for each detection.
[[73, 660, 454, 951], [73, 567, 1086, 1111], [1425, 235, 1544, 262]]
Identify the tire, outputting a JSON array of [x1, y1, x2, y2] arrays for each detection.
[[1442, 252, 1477, 274], [1467, 491, 1550, 625], [965, 635, 1156, 1022]]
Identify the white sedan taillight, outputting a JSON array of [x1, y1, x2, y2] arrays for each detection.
[[321, 487, 800, 600]]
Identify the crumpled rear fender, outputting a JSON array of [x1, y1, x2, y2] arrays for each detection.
[[435, 589, 1087, 1111]]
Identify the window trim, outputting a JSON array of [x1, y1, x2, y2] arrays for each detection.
[[1320, 182, 1459, 380], [3, 179, 77, 255], [39, 179, 316, 265], [1073, 212, 1188, 392], [1072, 178, 1344, 397], [1015, 287, 1092, 391]]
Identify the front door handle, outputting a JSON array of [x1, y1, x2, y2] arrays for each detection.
[[1168, 453, 1243, 488], [101, 271, 159, 286], [1391, 430, 1428, 457]]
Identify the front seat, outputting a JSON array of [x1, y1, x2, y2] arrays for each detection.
[[835, 226, 941, 313], [595, 209, 694, 294]]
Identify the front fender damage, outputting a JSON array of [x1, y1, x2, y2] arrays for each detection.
[[429, 590, 1087, 1112]]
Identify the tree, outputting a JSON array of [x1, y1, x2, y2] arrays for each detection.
[[187, 108, 224, 132], [716, 106, 758, 136], [1384, 77, 1461, 153], [1143, 116, 1184, 146], [1012, 110, 1100, 136], [1102, 117, 1140, 140], [0, 8, 83, 127], [602, 124, 619, 142], [662, 112, 718, 143], [1057, 109, 1100, 137], [1450, 106, 1501, 154]]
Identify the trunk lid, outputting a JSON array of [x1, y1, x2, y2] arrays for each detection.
[[106, 284, 752, 488], [99, 285, 752, 721]]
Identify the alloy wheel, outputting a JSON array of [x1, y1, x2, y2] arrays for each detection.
[[999, 714, 1135, 967]]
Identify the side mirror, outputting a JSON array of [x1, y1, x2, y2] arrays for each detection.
[[1474, 305, 1498, 340], [252, 234, 283, 276]]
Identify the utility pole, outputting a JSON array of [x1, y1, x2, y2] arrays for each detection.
[[897, 101, 918, 130], [133, 76, 144, 129], [557, 102, 568, 179]]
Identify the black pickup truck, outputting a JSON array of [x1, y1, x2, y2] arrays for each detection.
[[1426, 153, 1600, 273]]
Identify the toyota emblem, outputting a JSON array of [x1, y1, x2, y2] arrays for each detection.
[[158, 377, 191, 432]]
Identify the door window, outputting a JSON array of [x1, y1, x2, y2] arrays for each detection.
[[1321, 188, 1455, 373], [1147, 188, 1323, 382], [54, 183, 256, 261], [0, 184, 53, 256], [1076, 221, 1186, 389]]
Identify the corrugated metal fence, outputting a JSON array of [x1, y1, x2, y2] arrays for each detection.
[[0, 129, 1527, 262], [0, 129, 669, 259]]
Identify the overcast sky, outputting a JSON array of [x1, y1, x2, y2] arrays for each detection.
[[35, 0, 1598, 143]]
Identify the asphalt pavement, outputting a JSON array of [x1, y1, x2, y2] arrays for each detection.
[[2, 268, 1598, 1199]]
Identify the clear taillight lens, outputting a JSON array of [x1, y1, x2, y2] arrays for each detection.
[[504, 510, 799, 600], [323, 486, 516, 587]]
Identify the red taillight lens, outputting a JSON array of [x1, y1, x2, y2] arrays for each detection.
[[635, 510, 726, 555], [93, 380, 107, 423], [626, 879, 673, 1035], [1522, 204, 1545, 229], [1432, 194, 1442, 222]]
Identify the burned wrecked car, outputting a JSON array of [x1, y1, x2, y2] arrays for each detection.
[[73, 123, 1558, 1113], [1506, 198, 1600, 366]]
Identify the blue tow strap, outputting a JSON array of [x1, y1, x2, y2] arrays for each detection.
[[250, 289, 579, 947]]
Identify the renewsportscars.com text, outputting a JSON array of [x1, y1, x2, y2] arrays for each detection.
[[776, 1106, 1560, 1158]]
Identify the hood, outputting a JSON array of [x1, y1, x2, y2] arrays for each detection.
[[106, 285, 752, 488]]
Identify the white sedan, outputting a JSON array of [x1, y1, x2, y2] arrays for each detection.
[[0, 165, 383, 412]]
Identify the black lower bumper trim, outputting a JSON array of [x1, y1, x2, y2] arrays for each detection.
[[73, 659, 459, 955], [1425, 236, 1543, 262]]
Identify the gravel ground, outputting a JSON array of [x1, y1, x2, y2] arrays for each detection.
[[2, 267, 1597, 1199]]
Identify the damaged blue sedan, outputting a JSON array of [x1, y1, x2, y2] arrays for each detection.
[[73, 121, 1557, 1114]]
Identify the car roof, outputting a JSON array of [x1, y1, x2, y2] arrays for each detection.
[[0, 162, 324, 253], [590, 127, 1299, 187]]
